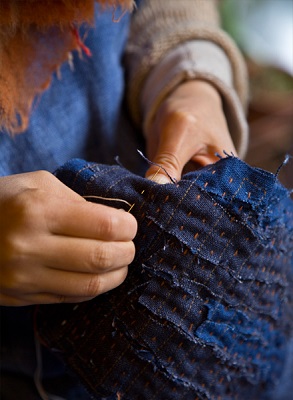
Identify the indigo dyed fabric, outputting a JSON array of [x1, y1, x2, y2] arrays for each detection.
[[36, 156, 293, 400], [0, 4, 144, 177]]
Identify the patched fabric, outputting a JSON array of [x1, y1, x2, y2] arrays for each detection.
[[35, 156, 293, 400]]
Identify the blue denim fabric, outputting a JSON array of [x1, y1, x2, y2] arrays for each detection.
[[35, 156, 293, 400]]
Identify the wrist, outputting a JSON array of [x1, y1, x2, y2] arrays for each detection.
[[170, 80, 223, 108]]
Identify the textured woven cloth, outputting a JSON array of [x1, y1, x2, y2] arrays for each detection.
[[36, 156, 293, 400], [0, 0, 134, 133]]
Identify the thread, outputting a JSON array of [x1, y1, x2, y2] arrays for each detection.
[[275, 154, 291, 177], [137, 150, 177, 184], [34, 331, 66, 400], [71, 25, 92, 57], [127, 167, 162, 213], [83, 195, 132, 208], [112, 6, 128, 23], [84, 153, 175, 214]]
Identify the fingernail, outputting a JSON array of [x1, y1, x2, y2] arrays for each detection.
[[148, 173, 171, 185]]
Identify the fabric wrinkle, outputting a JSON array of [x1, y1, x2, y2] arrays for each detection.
[[35, 155, 293, 400]]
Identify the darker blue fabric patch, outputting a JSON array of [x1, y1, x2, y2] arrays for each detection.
[[35, 156, 293, 400]]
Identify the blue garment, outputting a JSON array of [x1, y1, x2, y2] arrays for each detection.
[[35, 156, 293, 400], [0, 5, 144, 177]]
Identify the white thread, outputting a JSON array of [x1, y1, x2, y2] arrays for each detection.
[[83, 195, 132, 207]]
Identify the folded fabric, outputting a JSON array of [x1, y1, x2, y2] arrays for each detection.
[[35, 156, 293, 400]]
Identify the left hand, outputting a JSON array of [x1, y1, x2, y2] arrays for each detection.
[[145, 80, 237, 183]]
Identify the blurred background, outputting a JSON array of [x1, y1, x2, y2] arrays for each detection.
[[220, 0, 293, 189]]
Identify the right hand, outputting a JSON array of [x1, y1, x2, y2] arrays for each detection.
[[145, 80, 237, 183], [0, 171, 137, 306]]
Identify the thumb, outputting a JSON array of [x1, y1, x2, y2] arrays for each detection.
[[145, 152, 182, 184]]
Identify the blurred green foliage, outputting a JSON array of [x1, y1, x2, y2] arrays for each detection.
[[220, 0, 293, 93]]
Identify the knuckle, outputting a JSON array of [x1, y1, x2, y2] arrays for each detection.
[[1, 268, 27, 293], [99, 213, 115, 238], [173, 109, 195, 122], [32, 170, 52, 183], [166, 109, 197, 129], [85, 275, 101, 297], [88, 243, 112, 270], [12, 188, 45, 222], [0, 237, 15, 264], [35, 170, 52, 180], [156, 151, 181, 174], [0, 227, 31, 266]]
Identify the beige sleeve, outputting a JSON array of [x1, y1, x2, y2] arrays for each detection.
[[125, 0, 249, 158]]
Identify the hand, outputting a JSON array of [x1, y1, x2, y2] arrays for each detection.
[[0, 171, 137, 306], [145, 80, 237, 183]]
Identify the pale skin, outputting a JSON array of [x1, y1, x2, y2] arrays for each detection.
[[0, 80, 237, 306]]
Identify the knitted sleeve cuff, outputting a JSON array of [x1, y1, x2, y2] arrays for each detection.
[[125, 0, 249, 149], [141, 40, 249, 158]]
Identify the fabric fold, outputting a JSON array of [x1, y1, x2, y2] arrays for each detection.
[[35, 156, 293, 400]]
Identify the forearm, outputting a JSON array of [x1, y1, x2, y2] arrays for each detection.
[[125, 0, 249, 157]]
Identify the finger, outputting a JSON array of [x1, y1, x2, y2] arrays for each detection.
[[4, 266, 129, 300], [42, 235, 135, 272], [146, 112, 204, 183], [145, 166, 174, 184], [0, 292, 25, 306], [0, 292, 94, 306], [46, 199, 137, 241], [145, 144, 204, 184], [184, 147, 223, 172], [146, 141, 237, 182], [36, 267, 129, 297]]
